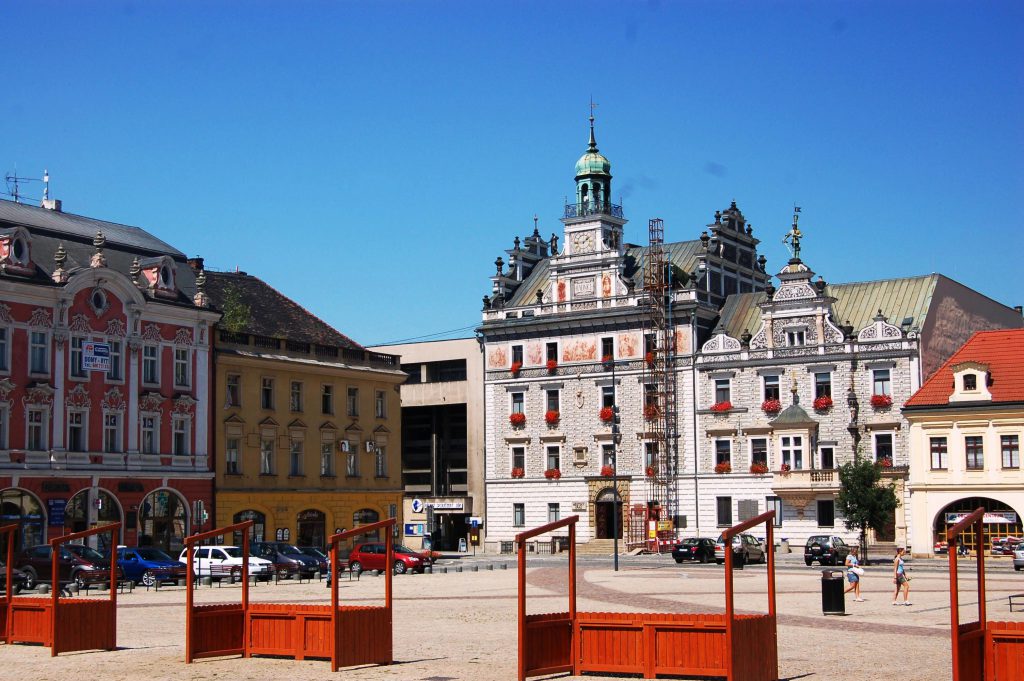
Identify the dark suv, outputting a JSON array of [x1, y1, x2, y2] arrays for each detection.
[[250, 541, 320, 578], [16, 543, 114, 589], [804, 535, 851, 566]]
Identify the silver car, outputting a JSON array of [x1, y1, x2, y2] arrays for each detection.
[[1014, 546, 1024, 572]]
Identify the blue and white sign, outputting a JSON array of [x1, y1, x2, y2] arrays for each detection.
[[48, 498, 67, 526], [83, 341, 111, 372], [410, 498, 424, 513], [404, 523, 425, 536]]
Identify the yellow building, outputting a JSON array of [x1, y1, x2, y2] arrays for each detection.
[[205, 270, 405, 547]]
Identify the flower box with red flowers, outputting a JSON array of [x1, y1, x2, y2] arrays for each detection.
[[511, 467, 525, 478], [779, 463, 792, 475], [599, 406, 615, 423], [645, 351, 655, 367], [710, 401, 733, 413], [749, 462, 769, 475], [600, 464, 615, 477], [546, 359, 558, 373], [714, 461, 732, 474], [870, 394, 893, 409], [761, 399, 782, 415], [544, 409, 560, 425], [645, 466, 656, 478], [509, 412, 526, 427], [813, 395, 833, 412], [544, 468, 561, 480], [877, 456, 893, 469], [601, 354, 614, 370], [510, 361, 522, 377], [643, 404, 660, 421]]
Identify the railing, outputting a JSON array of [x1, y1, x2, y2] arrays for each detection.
[[810, 470, 835, 482], [563, 201, 623, 219]]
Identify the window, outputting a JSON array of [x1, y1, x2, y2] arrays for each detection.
[[548, 503, 560, 523], [174, 348, 190, 388], [601, 385, 615, 409], [347, 387, 359, 416], [260, 436, 275, 474], [513, 503, 525, 527], [226, 374, 241, 407], [140, 415, 157, 454], [645, 441, 658, 468], [751, 439, 768, 466], [375, 445, 387, 477], [963, 374, 977, 391], [1002, 435, 1020, 469], [817, 500, 835, 527], [172, 417, 189, 455], [261, 378, 274, 409], [767, 496, 783, 527], [820, 447, 834, 469], [69, 337, 87, 378], [965, 436, 984, 470], [786, 330, 805, 347], [320, 439, 334, 476], [600, 337, 613, 359], [715, 440, 731, 466], [346, 446, 359, 477], [29, 331, 48, 374], [546, 445, 560, 470], [375, 389, 387, 418], [108, 340, 123, 381], [602, 444, 615, 468], [27, 408, 47, 449], [0, 327, 7, 371], [716, 497, 733, 526], [763, 375, 780, 401], [226, 438, 240, 474], [781, 436, 803, 469], [142, 345, 159, 384], [511, 344, 523, 365], [546, 389, 560, 413], [872, 369, 891, 396], [512, 446, 525, 471], [321, 385, 334, 414], [875, 433, 893, 463], [289, 439, 303, 476], [930, 437, 948, 469], [0, 406, 7, 449], [511, 392, 524, 414], [714, 379, 731, 404], [814, 372, 832, 399], [67, 411, 86, 451], [546, 342, 558, 363], [103, 413, 121, 453], [290, 381, 303, 412]]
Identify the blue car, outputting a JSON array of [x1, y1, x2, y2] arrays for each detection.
[[117, 546, 188, 587]]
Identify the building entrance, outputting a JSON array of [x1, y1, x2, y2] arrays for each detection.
[[595, 488, 622, 539]]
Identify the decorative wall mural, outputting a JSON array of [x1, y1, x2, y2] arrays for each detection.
[[675, 328, 692, 355], [573, 278, 595, 298], [617, 332, 639, 358], [562, 338, 597, 362], [488, 347, 508, 369], [557, 280, 566, 302], [601, 273, 612, 298], [526, 342, 544, 365]]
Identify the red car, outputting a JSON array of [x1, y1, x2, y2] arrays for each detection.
[[348, 542, 428, 574]]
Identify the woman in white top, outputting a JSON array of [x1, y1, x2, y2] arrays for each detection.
[[844, 547, 864, 601]]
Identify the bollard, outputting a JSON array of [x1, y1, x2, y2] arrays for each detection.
[[201, 576, 213, 586], [440, 567, 447, 574], [470, 565, 478, 572], [456, 566, 463, 573], [487, 563, 493, 570], [38, 584, 50, 594], [69, 582, 80, 593], [177, 578, 187, 587], [500, 563, 507, 570]]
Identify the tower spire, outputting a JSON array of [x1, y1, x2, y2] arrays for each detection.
[[588, 98, 599, 152]]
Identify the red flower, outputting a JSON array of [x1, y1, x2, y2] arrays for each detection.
[[710, 401, 733, 413], [544, 468, 561, 479], [761, 399, 782, 415], [871, 394, 893, 409], [643, 404, 660, 421], [780, 463, 792, 475], [509, 412, 526, 427], [546, 359, 558, 372], [714, 461, 732, 474], [645, 465, 656, 477], [510, 361, 522, 376], [599, 406, 615, 422], [600, 464, 615, 477], [511, 467, 525, 478], [813, 395, 833, 411], [750, 462, 769, 475], [544, 409, 560, 425], [645, 351, 655, 367], [877, 456, 893, 468], [601, 354, 614, 364]]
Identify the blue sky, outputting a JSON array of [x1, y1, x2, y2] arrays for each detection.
[[5, 1, 1022, 345]]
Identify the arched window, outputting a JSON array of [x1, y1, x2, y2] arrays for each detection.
[[138, 489, 188, 555], [933, 497, 1022, 552], [233, 509, 266, 546], [296, 509, 326, 549], [0, 488, 45, 552], [65, 488, 122, 548], [353, 508, 380, 540]]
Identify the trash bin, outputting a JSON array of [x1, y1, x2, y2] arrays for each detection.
[[821, 569, 845, 615]]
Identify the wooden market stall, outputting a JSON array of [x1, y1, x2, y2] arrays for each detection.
[[517, 512, 778, 681]]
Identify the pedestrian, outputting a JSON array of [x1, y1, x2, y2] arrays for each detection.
[[844, 547, 865, 601], [892, 546, 911, 606]]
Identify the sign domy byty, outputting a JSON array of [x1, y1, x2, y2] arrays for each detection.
[[83, 341, 111, 372]]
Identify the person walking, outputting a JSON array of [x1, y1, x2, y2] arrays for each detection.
[[892, 546, 911, 606], [844, 547, 865, 601]]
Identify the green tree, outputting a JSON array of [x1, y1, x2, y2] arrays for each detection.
[[219, 284, 251, 333], [836, 459, 900, 565]]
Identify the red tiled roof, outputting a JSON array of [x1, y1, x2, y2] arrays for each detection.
[[905, 329, 1024, 407]]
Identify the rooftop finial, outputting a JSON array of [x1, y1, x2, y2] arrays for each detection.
[[782, 205, 803, 262], [90, 231, 106, 268], [588, 98, 598, 152]]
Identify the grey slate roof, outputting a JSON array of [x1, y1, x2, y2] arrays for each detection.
[[769, 402, 817, 428]]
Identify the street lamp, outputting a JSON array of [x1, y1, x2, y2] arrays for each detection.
[[610, 359, 622, 572], [847, 387, 860, 462]]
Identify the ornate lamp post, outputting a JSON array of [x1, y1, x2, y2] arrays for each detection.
[[847, 387, 861, 462], [611, 359, 621, 572]]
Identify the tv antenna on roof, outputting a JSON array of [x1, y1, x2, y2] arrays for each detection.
[[4, 166, 42, 204]]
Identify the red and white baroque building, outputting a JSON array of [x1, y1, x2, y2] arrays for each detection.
[[0, 199, 219, 554]]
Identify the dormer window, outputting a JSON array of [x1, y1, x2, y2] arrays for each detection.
[[138, 256, 178, 299], [963, 374, 977, 391], [949, 362, 992, 403], [160, 265, 171, 287], [0, 226, 34, 274], [12, 238, 25, 261]]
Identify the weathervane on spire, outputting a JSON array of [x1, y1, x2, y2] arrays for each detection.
[[782, 205, 803, 261], [588, 98, 599, 152]]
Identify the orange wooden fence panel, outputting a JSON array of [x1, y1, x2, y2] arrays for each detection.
[[53, 599, 116, 655], [8, 597, 52, 645], [523, 612, 573, 677], [729, 614, 778, 681], [334, 606, 392, 669], [190, 603, 245, 660], [988, 621, 1024, 681]]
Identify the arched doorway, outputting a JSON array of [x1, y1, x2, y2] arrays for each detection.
[[933, 497, 1022, 552], [594, 487, 622, 539], [65, 488, 122, 549], [297, 509, 326, 549], [138, 489, 188, 555], [353, 508, 380, 540], [0, 488, 45, 552], [232, 510, 266, 545]]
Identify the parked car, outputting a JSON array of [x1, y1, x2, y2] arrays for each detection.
[[934, 540, 949, 554], [297, 546, 330, 574], [714, 533, 767, 565], [177, 545, 274, 580], [1014, 545, 1024, 572], [991, 537, 1022, 556], [672, 537, 716, 564], [0, 560, 31, 594], [250, 541, 320, 578], [16, 543, 114, 589], [804, 535, 852, 566], [117, 546, 188, 586], [348, 542, 428, 574]]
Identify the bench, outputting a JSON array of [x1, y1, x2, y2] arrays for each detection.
[[191, 564, 262, 587], [1009, 593, 1024, 612]]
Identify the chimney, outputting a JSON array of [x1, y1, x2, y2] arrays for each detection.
[[41, 198, 62, 212], [1015, 305, 1022, 315], [40, 170, 62, 211], [187, 256, 205, 272]]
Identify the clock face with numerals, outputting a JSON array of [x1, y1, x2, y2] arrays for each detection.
[[572, 231, 594, 253]]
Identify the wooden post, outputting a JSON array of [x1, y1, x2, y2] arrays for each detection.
[[330, 535, 339, 672], [947, 506, 986, 681], [242, 527, 250, 658], [185, 538, 194, 663], [3, 525, 13, 644], [517, 536, 526, 681], [569, 522, 578, 676], [50, 534, 58, 656]]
